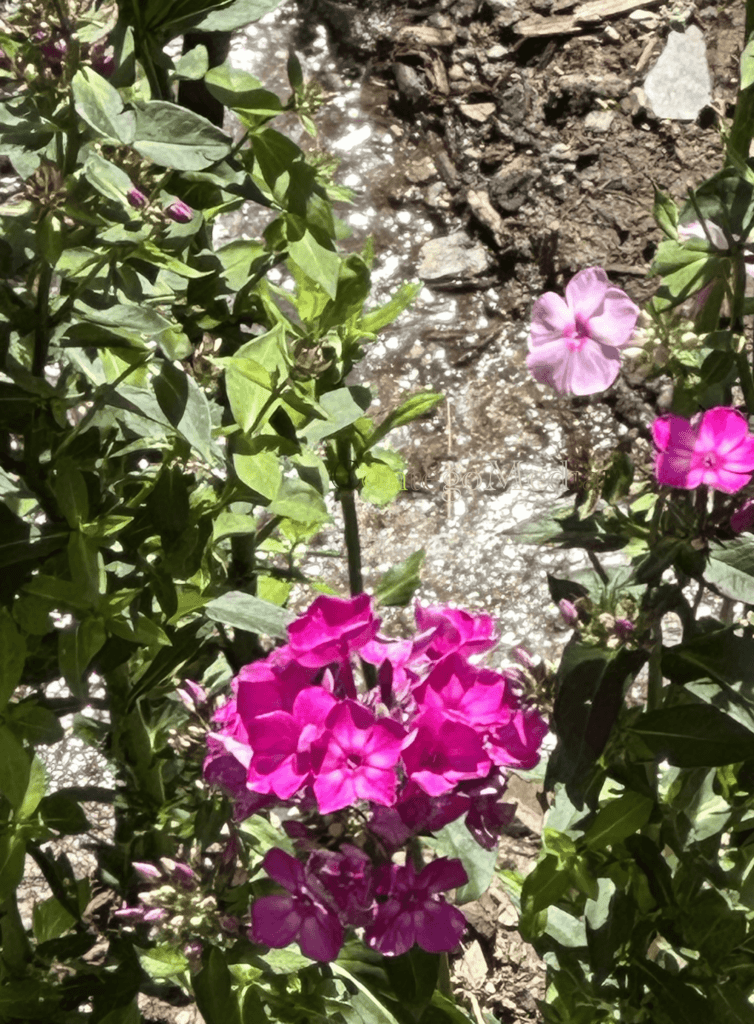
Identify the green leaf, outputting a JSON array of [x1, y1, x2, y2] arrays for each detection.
[[132, 101, 231, 170], [0, 724, 30, 811], [136, 943, 189, 981], [373, 549, 425, 606], [636, 959, 715, 1024], [662, 626, 754, 686], [652, 184, 679, 239], [58, 618, 107, 699], [0, 607, 26, 712], [303, 387, 371, 445], [39, 793, 91, 835], [223, 325, 287, 432], [629, 704, 754, 766], [8, 701, 65, 745], [704, 537, 754, 604], [174, 43, 209, 80], [153, 359, 214, 463], [33, 896, 76, 943], [521, 853, 571, 915], [53, 457, 89, 527], [583, 791, 654, 850], [741, 38, 754, 91], [107, 613, 171, 647], [193, 947, 242, 1024], [356, 452, 405, 507], [287, 225, 340, 299], [72, 68, 135, 143], [233, 446, 281, 500], [16, 755, 46, 820], [367, 392, 444, 450], [215, 238, 267, 291], [82, 150, 136, 204], [329, 962, 403, 1024], [192, 0, 283, 32], [359, 282, 422, 336], [204, 590, 294, 638], [268, 476, 329, 524]]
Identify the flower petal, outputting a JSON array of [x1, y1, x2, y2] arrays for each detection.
[[696, 407, 749, 455], [564, 266, 609, 320], [529, 292, 573, 347], [588, 288, 640, 348]]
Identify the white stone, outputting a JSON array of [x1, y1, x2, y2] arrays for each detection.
[[644, 25, 711, 121]]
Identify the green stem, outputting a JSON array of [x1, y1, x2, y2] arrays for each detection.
[[337, 438, 363, 596], [647, 625, 663, 713], [728, 1, 754, 165], [32, 263, 52, 378]]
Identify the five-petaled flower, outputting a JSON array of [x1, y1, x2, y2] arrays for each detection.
[[526, 266, 640, 396], [652, 406, 754, 494]]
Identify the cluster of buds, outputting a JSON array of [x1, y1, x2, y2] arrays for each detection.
[[114, 857, 241, 966], [508, 646, 557, 713], [125, 187, 195, 225], [168, 680, 211, 757], [622, 312, 710, 384], [558, 597, 637, 650], [0, 0, 116, 82]]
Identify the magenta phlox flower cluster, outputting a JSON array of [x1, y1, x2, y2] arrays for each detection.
[[526, 267, 640, 396], [653, 406, 754, 494], [250, 845, 469, 962], [203, 594, 547, 961]]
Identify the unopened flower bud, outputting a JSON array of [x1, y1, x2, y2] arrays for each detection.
[[165, 199, 193, 223], [558, 599, 579, 627], [132, 861, 162, 881], [143, 908, 167, 923], [598, 613, 616, 631], [510, 645, 534, 670], [177, 679, 208, 710], [614, 618, 634, 640], [114, 906, 145, 920], [127, 186, 148, 209], [172, 861, 198, 887]]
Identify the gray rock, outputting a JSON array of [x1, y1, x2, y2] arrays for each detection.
[[644, 25, 711, 121], [417, 231, 491, 281]]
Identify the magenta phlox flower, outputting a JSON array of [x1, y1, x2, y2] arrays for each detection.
[[304, 844, 375, 928], [307, 699, 407, 814], [484, 707, 548, 770], [411, 654, 517, 733], [236, 652, 314, 723], [250, 848, 344, 962], [365, 856, 469, 957], [244, 685, 338, 800], [732, 498, 754, 533], [653, 407, 754, 493], [526, 267, 639, 396], [414, 604, 498, 660], [401, 708, 492, 796], [287, 593, 380, 668]]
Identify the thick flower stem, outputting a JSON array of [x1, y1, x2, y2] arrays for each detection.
[[340, 486, 364, 597]]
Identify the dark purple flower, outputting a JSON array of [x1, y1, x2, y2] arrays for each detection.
[[365, 856, 469, 957], [250, 848, 344, 962]]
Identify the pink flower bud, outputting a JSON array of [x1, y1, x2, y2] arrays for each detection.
[[732, 498, 754, 534], [177, 679, 208, 710], [127, 186, 148, 209], [165, 199, 193, 223], [172, 861, 198, 887], [114, 906, 146, 920], [143, 908, 168, 923], [558, 599, 579, 627], [132, 861, 162, 881], [510, 646, 534, 670]]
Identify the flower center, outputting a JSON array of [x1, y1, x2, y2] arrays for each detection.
[[564, 313, 591, 351], [702, 452, 718, 469], [346, 753, 362, 770]]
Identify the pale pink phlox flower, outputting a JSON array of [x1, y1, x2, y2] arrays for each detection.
[[364, 856, 469, 957], [653, 407, 754, 493], [249, 847, 344, 962], [526, 266, 640, 396]]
